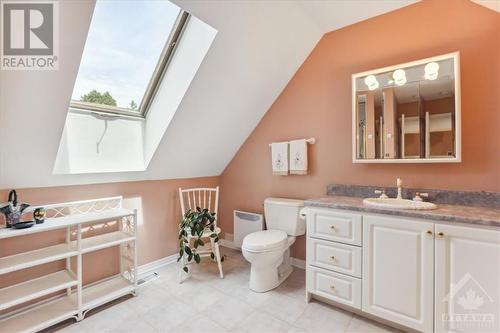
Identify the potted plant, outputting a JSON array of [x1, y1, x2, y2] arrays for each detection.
[[177, 207, 223, 273]]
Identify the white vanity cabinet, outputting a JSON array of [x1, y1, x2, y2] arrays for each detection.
[[434, 224, 500, 333], [362, 215, 435, 332], [306, 208, 363, 309], [305, 206, 500, 333]]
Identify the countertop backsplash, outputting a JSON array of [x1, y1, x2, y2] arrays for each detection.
[[326, 184, 500, 209]]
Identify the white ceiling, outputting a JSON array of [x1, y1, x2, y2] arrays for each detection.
[[0, 0, 417, 189], [471, 0, 500, 13]]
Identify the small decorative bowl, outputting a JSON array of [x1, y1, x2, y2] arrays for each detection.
[[34, 207, 46, 224], [13, 221, 35, 229]]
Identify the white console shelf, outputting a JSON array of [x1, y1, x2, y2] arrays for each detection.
[[0, 197, 137, 333]]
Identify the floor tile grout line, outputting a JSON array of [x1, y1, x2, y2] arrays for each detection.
[[344, 314, 355, 333], [289, 304, 309, 328], [220, 307, 259, 332]]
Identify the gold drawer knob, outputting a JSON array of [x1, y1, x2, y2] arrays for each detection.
[[330, 225, 336, 230], [426, 230, 433, 236], [330, 285, 335, 290], [437, 232, 445, 238], [330, 256, 335, 261]]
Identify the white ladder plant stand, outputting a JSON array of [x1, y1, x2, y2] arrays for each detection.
[[178, 187, 223, 281], [0, 196, 137, 333]]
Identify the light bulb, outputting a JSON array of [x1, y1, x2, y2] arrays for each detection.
[[364, 75, 379, 90], [392, 69, 406, 86], [424, 62, 439, 80]]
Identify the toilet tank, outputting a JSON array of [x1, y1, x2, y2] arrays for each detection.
[[264, 198, 305, 236]]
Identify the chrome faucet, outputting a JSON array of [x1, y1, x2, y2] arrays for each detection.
[[374, 189, 388, 199], [396, 178, 403, 199]]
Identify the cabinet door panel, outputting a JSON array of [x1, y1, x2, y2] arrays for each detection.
[[362, 215, 434, 332], [435, 224, 500, 333]]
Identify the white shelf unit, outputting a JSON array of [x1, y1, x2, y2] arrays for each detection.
[[0, 270, 78, 311], [79, 275, 135, 311], [0, 297, 78, 333], [0, 243, 78, 275], [0, 197, 137, 333]]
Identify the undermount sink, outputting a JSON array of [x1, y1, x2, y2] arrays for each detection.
[[363, 198, 437, 210]]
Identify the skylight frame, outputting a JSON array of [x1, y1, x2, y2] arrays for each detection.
[[69, 10, 190, 119]]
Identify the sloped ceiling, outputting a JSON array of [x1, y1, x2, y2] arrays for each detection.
[[0, 0, 417, 189], [471, 0, 500, 13]]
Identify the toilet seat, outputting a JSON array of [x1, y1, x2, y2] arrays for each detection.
[[242, 230, 287, 252]]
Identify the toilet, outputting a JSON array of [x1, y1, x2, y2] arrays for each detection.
[[242, 198, 305, 292]]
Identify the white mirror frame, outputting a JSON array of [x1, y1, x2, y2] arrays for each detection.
[[351, 52, 461, 163]]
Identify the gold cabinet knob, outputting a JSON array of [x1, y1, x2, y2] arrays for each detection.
[[426, 230, 433, 236], [330, 225, 336, 230], [330, 285, 335, 290], [330, 256, 335, 261], [437, 232, 445, 238]]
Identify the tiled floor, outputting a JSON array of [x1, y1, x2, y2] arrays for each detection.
[[54, 248, 401, 333]]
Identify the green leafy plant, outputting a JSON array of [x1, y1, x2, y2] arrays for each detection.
[[80, 89, 117, 106], [177, 207, 223, 273]]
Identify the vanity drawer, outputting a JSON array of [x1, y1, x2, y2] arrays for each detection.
[[307, 266, 361, 309], [307, 238, 362, 278], [307, 208, 362, 245]]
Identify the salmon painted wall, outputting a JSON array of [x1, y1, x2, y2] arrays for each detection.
[[219, 0, 500, 260], [0, 177, 219, 289]]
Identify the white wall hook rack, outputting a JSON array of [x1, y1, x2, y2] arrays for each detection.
[[268, 137, 316, 147]]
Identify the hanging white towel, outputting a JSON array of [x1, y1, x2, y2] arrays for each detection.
[[271, 142, 289, 175], [289, 139, 308, 175]]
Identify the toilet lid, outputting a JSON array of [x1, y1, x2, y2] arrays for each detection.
[[242, 230, 288, 252]]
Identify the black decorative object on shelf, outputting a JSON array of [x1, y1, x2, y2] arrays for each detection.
[[34, 207, 46, 224], [0, 190, 31, 228], [13, 221, 35, 229]]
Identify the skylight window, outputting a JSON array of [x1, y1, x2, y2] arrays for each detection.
[[70, 0, 185, 117]]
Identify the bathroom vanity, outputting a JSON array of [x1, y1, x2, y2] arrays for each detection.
[[304, 195, 500, 333]]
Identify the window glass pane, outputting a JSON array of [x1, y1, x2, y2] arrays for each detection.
[[71, 0, 181, 112]]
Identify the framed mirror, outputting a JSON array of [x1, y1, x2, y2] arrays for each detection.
[[352, 52, 461, 163]]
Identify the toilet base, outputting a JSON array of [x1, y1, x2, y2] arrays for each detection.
[[249, 248, 294, 293], [278, 261, 293, 284]]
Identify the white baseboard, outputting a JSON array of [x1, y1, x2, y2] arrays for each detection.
[[138, 239, 240, 279], [219, 238, 306, 270], [137, 240, 306, 279], [219, 238, 240, 250], [137, 254, 177, 279], [290, 257, 306, 270]]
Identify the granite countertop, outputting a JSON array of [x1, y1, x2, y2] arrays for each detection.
[[305, 196, 500, 228]]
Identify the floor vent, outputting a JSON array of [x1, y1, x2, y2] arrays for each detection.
[[137, 272, 159, 285]]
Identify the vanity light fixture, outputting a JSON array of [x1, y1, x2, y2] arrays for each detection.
[[392, 69, 407, 86], [424, 62, 439, 80], [364, 75, 379, 90]]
